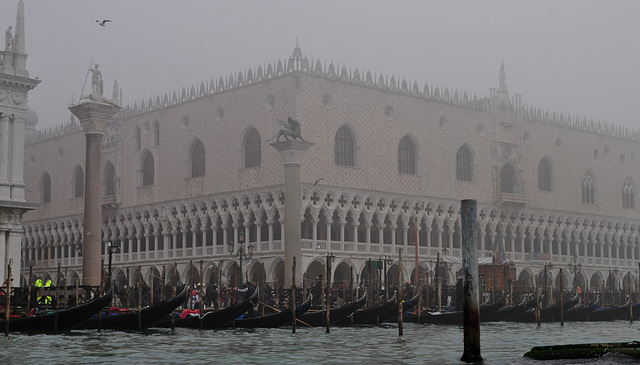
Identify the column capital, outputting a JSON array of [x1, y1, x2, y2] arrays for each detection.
[[270, 140, 314, 166], [68, 101, 121, 134]]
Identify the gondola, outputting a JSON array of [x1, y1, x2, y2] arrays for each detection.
[[481, 296, 537, 322], [334, 292, 397, 326], [74, 286, 188, 330], [588, 299, 631, 321], [384, 292, 422, 324], [506, 294, 580, 323], [0, 289, 113, 333], [297, 292, 367, 327], [415, 297, 505, 325], [155, 289, 259, 329], [226, 294, 312, 328], [561, 295, 597, 322]]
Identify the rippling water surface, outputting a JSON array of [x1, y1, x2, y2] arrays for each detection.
[[0, 321, 639, 364]]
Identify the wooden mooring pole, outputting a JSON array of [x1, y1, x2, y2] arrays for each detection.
[[292, 257, 296, 334], [560, 268, 564, 327], [26, 265, 32, 314], [629, 272, 633, 324], [460, 199, 482, 362], [5, 259, 12, 336], [398, 249, 403, 336]]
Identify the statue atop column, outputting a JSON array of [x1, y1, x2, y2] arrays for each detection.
[[266, 117, 304, 143], [91, 64, 103, 96], [81, 63, 116, 105]]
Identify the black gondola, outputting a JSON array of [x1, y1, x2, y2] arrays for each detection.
[[0, 289, 113, 333], [482, 296, 537, 322], [297, 292, 367, 327], [155, 289, 259, 329], [74, 287, 188, 330], [506, 294, 580, 323], [227, 294, 312, 328], [414, 297, 504, 325], [588, 299, 631, 321], [334, 292, 397, 326]]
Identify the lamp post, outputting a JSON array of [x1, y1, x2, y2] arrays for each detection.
[[228, 232, 253, 286], [106, 241, 121, 291], [543, 262, 553, 306], [568, 255, 582, 295], [382, 255, 393, 301], [503, 261, 515, 305]]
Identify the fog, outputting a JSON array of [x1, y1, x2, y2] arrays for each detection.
[[2, 1, 639, 130]]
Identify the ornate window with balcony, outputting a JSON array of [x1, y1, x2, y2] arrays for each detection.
[[40, 172, 51, 203], [141, 151, 155, 186], [335, 125, 355, 166], [398, 135, 417, 174], [190, 139, 206, 177], [72, 165, 84, 198], [456, 145, 473, 181], [622, 177, 635, 209], [244, 128, 261, 168], [581, 173, 595, 204], [538, 158, 552, 191]]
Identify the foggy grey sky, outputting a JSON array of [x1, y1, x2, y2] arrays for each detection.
[[3, 1, 640, 130]]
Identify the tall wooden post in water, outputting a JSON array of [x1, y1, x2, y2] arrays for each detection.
[[291, 257, 296, 334], [461, 199, 482, 362], [398, 249, 403, 336]]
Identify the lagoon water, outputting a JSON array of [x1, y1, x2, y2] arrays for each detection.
[[1, 321, 638, 364]]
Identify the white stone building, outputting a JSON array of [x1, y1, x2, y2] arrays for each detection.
[[21, 43, 640, 297]]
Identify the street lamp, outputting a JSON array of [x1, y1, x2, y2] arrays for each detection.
[[107, 241, 121, 292], [568, 255, 582, 294], [382, 255, 393, 300], [228, 232, 253, 286]]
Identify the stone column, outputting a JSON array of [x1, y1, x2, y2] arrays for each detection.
[[271, 140, 313, 287], [69, 101, 120, 286]]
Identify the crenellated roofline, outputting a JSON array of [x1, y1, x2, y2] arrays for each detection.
[[28, 46, 640, 144]]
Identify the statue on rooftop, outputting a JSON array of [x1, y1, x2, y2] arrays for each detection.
[[5, 26, 13, 51], [266, 117, 304, 143]]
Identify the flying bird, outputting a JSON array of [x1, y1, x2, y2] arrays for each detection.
[[314, 177, 324, 185], [96, 20, 111, 26]]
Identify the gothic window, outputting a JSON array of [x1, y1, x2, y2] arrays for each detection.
[[456, 145, 473, 181], [190, 139, 206, 177], [72, 166, 84, 198], [134, 125, 141, 151], [335, 125, 355, 166], [538, 158, 552, 191], [244, 128, 261, 168], [103, 162, 116, 196], [41, 172, 51, 203], [581, 174, 595, 204], [623, 178, 635, 209], [141, 151, 155, 186], [398, 135, 416, 174], [152, 121, 160, 146], [499, 164, 516, 194]]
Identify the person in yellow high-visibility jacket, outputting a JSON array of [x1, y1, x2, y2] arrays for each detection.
[[34, 276, 43, 305], [44, 278, 52, 305]]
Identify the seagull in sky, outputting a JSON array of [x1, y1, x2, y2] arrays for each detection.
[[314, 177, 324, 185], [96, 20, 111, 26]]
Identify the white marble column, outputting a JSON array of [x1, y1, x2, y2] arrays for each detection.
[[271, 140, 314, 287], [69, 101, 120, 286]]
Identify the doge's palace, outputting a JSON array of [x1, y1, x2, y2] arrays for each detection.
[[21, 41, 640, 299]]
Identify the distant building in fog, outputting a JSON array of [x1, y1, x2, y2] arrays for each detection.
[[21, 41, 640, 298]]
